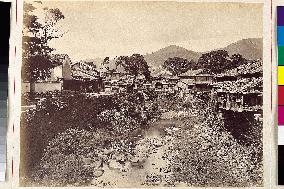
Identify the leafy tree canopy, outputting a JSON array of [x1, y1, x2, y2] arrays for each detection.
[[116, 54, 151, 80], [198, 50, 230, 74], [230, 53, 247, 68], [22, 55, 54, 82], [22, 2, 65, 82], [163, 57, 194, 76], [197, 50, 247, 74]]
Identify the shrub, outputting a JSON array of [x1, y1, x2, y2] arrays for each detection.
[[33, 128, 111, 186], [165, 107, 263, 187], [21, 91, 161, 183]]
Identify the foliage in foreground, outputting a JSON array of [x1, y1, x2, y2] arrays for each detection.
[[165, 106, 263, 187], [21, 90, 160, 184], [33, 128, 112, 186], [21, 92, 263, 187]]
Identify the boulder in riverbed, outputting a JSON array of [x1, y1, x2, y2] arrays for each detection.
[[108, 159, 123, 169], [93, 169, 104, 178]]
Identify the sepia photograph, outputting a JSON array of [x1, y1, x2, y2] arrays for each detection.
[[20, 1, 263, 187]]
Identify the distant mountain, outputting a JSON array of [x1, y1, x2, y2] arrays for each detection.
[[144, 38, 262, 74], [79, 38, 262, 74], [222, 38, 263, 60], [144, 45, 201, 70]]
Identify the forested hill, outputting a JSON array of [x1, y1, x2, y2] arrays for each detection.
[[144, 38, 262, 74], [78, 38, 262, 75], [221, 38, 263, 60]]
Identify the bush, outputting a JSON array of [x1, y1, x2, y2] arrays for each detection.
[[165, 107, 263, 187], [32, 128, 110, 186], [21, 91, 161, 183]]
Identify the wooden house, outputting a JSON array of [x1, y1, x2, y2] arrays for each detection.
[[215, 77, 262, 112]]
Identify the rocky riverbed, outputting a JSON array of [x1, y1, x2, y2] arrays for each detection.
[[90, 118, 184, 187], [21, 92, 262, 187]]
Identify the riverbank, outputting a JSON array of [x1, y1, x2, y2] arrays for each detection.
[[20, 91, 263, 187]]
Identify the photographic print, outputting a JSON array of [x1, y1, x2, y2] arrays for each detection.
[[20, 1, 263, 187]]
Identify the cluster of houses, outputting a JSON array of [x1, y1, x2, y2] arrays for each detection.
[[21, 55, 215, 94], [21, 54, 263, 113], [214, 60, 263, 113]]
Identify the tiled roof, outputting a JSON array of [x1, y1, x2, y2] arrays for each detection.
[[218, 60, 262, 77], [216, 77, 262, 93]]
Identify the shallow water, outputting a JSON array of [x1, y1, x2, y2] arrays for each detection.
[[91, 117, 182, 187]]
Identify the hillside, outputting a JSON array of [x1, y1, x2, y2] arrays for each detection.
[[144, 45, 201, 70], [144, 38, 262, 75], [79, 38, 262, 75], [222, 38, 263, 60]]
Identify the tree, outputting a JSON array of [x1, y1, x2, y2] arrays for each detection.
[[162, 57, 193, 76], [22, 55, 54, 82], [230, 53, 247, 69], [22, 2, 65, 82], [101, 57, 111, 71], [116, 54, 151, 80], [198, 50, 231, 74]]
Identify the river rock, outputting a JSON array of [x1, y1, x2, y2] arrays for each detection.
[[108, 159, 123, 169], [82, 157, 102, 169], [82, 157, 92, 165], [121, 161, 131, 172], [130, 156, 140, 163], [103, 148, 114, 155], [92, 157, 103, 168], [113, 153, 125, 162], [93, 169, 104, 177]]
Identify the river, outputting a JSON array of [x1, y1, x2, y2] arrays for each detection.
[[91, 118, 185, 187]]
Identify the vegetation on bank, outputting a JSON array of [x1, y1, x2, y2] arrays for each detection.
[[20, 90, 161, 186], [164, 107, 262, 187], [21, 91, 262, 187]]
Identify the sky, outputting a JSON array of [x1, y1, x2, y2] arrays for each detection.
[[29, 1, 263, 61]]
